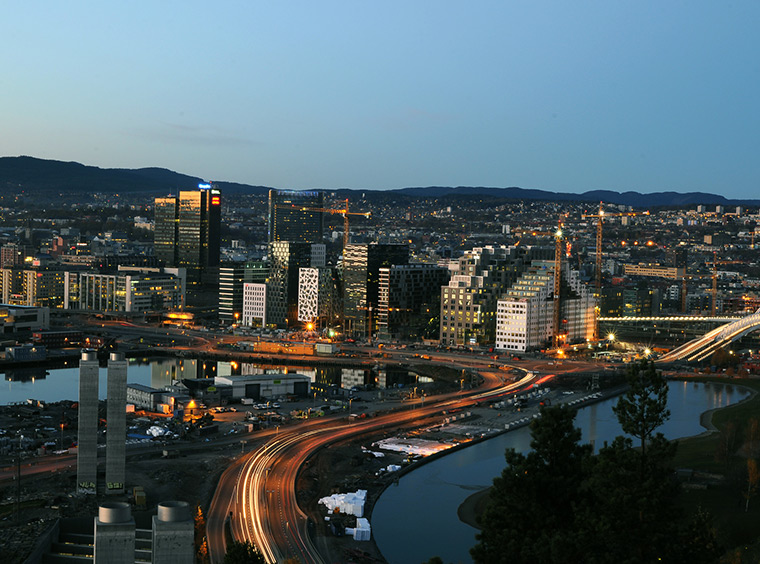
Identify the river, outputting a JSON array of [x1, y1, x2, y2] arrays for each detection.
[[0, 357, 424, 405], [371, 381, 751, 564]]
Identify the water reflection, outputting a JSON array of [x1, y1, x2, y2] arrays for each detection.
[[1, 357, 423, 405], [4, 366, 49, 382], [373, 382, 752, 564]]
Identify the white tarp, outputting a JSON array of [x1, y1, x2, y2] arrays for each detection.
[[372, 437, 452, 456], [318, 489, 367, 517], [347, 517, 371, 541], [146, 425, 171, 437]]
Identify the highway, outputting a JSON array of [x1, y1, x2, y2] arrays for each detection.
[[8, 318, 604, 562], [208, 368, 538, 563]]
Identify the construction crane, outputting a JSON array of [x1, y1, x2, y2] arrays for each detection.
[[514, 219, 565, 348], [581, 202, 645, 295], [277, 198, 371, 250], [552, 221, 564, 349]]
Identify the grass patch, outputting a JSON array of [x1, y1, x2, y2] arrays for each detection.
[[670, 377, 760, 561], [673, 377, 760, 467]]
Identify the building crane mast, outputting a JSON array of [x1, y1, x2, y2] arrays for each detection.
[[711, 251, 718, 316], [515, 219, 565, 349], [553, 220, 564, 349], [278, 198, 371, 251], [581, 202, 644, 296], [299, 199, 371, 250]]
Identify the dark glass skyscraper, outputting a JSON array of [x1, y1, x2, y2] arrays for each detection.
[[154, 197, 179, 266], [343, 243, 409, 338], [218, 260, 268, 322], [268, 189, 324, 243], [154, 184, 221, 283]]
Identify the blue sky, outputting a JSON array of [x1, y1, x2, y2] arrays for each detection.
[[2, 2, 759, 198]]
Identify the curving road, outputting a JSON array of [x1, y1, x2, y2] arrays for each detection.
[[658, 308, 760, 363], [208, 369, 537, 563]]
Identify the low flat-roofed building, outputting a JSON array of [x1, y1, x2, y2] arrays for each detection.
[[624, 264, 685, 279], [5, 343, 47, 362], [214, 373, 310, 400], [0, 304, 50, 334], [127, 383, 163, 411]]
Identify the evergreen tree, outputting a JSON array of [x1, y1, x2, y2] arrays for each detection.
[[471, 405, 591, 564], [579, 434, 680, 563], [473, 366, 722, 564], [612, 360, 670, 460]]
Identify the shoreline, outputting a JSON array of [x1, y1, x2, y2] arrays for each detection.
[[456, 380, 759, 530]]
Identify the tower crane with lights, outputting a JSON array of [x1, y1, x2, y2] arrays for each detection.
[[514, 218, 566, 349], [679, 251, 719, 315], [581, 202, 647, 295], [279, 198, 370, 251]]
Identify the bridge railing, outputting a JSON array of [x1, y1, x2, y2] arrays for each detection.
[[716, 311, 760, 342]]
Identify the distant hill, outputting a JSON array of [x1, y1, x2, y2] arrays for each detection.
[[393, 186, 760, 207], [1, 156, 756, 207], [0, 156, 270, 196]]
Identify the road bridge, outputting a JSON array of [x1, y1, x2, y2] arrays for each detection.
[[657, 309, 760, 363], [598, 315, 745, 349]]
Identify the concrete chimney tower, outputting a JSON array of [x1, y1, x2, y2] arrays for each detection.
[[105, 352, 128, 495], [77, 350, 99, 494], [152, 501, 195, 563], [94, 502, 135, 563]]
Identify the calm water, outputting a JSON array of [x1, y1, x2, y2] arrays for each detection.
[[372, 381, 751, 564], [0, 357, 424, 405]]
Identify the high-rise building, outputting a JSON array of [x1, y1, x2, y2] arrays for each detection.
[[439, 245, 552, 346], [153, 197, 179, 267], [0, 243, 23, 267], [106, 352, 128, 495], [268, 189, 324, 243], [0, 264, 68, 308], [495, 261, 596, 352], [297, 266, 341, 328], [377, 263, 450, 340], [669, 247, 688, 270], [343, 243, 409, 338], [218, 260, 268, 322], [154, 184, 221, 283], [242, 283, 267, 327], [77, 349, 99, 494], [266, 242, 324, 327]]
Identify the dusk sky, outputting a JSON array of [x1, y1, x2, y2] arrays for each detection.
[[3, 2, 759, 198]]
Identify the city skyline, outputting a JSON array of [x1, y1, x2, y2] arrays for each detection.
[[3, 2, 760, 198]]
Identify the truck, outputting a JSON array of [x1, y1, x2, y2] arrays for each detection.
[[241, 398, 254, 405]]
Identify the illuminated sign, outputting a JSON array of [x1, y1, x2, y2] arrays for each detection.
[[198, 183, 212, 189], [211, 196, 221, 206]]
